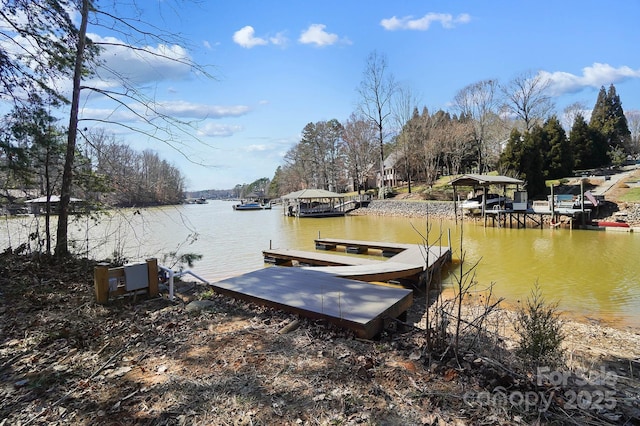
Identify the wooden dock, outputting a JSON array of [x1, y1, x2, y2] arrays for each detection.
[[211, 266, 413, 339], [263, 238, 451, 284], [482, 207, 592, 228], [206, 238, 451, 338]]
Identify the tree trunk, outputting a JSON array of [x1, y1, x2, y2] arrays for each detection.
[[55, 0, 89, 258]]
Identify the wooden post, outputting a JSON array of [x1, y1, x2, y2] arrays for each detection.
[[94, 262, 110, 304], [146, 258, 159, 297]]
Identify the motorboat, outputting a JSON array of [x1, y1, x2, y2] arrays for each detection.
[[461, 193, 510, 213], [232, 200, 271, 211]]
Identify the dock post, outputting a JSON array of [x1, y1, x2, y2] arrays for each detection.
[[94, 262, 110, 304], [146, 258, 159, 297]]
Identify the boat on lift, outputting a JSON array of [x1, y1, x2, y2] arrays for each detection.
[[461, 193, 511, 213]]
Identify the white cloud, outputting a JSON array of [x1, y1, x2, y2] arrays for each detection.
[[197, 122, 243, 137], [298, 24, 340, 47], [155, 101, 251, 119], [233, 26, 268, 48], [79, 101, 250, 124], [269, 32, 289, 47], [380, 13, 471, 31], [540, 63, 640, 96], [79, 107, 139, 123], [244, 144, 268, 152], [89, 34, 193, 85]]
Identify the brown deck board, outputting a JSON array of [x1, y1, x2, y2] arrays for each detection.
[[211, 266, 413, 339], [263, 248, 384, 266], [264, 240, 451, 283], [315, 238, 412, 252], [301, 262, 424, 282], [314, 238, 450, 270]]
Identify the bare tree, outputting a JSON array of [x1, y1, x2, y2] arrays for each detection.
[[357, 51, 397, 198], [392, 86, 420, 193], [453, 79, 500, 173], [282, 139, 314, 189], [56, 0, 90, 257], [501, 70, 555, 132], [562, 101, 588, 132], [341, 113, 377, 193], [0, 0, 77, 108], [55, 1, 213, 256], [415, 108, 444, 187], [625, 110, 640, 155], [436, 113, 474, 176]]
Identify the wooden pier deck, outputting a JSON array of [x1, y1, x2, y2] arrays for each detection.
[[263, 238, 451, 284], [482, 207, 592, 228], [211, 266, 413, 339]]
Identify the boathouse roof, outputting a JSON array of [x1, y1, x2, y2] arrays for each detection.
[[25, 195, 83, 203], [282, 189, 344, 199], [448, 174, 524, 187]]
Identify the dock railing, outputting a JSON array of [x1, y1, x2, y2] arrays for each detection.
[[158, 265, 210, 301]]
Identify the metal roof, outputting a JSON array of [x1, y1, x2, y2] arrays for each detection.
[[25, 195, 83, 203], [448, 174, 524, 187], [282, 189, 344, 199]]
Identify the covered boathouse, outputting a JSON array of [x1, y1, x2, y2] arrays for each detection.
[[282, 189, 346, 217]]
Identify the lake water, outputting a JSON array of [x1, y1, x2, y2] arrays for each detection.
[[3, 200, 639, 328]]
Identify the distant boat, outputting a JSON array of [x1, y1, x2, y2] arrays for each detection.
[[232, 200, 271, 211], [535, 192, 601, 212], [185, 197, 207, 204], [592, 220, 629, 228]]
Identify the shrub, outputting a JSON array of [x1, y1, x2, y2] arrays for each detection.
[[515, 283, 564, 368]]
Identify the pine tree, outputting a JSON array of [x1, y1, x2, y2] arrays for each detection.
[[499, 129, 524, 173], [571, 114, 593, 170], [543, 116, 573, 179], [524, 127, 547, 198], [606, 84, 632, 151], [589, 84, 632, 154], [498, 128, 545, 198]]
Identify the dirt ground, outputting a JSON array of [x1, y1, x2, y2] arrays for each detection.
[[1, 254, 638, 425]]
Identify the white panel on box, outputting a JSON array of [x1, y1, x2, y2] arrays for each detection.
[[124, 262, 148, 291]]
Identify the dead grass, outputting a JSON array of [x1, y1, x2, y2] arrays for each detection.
[[0, 253, 639, 425]]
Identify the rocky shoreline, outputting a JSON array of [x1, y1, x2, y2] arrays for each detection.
[[348, 199, 457, 219], [350, 198, 640, 226]]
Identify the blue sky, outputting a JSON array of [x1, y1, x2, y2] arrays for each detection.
[[73, 1, 640, 190]]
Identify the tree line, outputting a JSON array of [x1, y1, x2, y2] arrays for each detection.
[[271, 52, 639, 199], [1, 108, 185, 207], [0, 1, 209, 257], [499, 84, 633, 197]]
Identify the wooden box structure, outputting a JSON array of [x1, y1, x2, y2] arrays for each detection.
[[94, 258, 159, 304]]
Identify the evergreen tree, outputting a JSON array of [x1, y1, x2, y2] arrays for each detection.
[[498, 129, 524, 173], [590, 84, 632, 153], [570, 113, 608, 169], [498, 128, 545, 198], [524, 127, 547, 198], [543, 116, 573, 179]]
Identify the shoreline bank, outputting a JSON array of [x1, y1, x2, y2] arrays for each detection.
[[349, 198, 640, 226]]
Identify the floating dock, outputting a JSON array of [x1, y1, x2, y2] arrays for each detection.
[[211, 266, 413, 339], [264, 238, 451, 284], [209, 238, 451, 339]]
